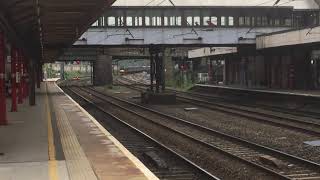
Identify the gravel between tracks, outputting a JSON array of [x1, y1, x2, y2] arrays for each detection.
[[81, 87, 282, 180], [97, 86, 320, 164]]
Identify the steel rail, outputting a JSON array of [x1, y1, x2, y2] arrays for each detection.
[[80, 87, 320, 179], [116, 77, 320, 137], [67, 87, 220, 180]]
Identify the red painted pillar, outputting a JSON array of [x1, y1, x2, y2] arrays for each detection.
[[11, 47, 18, 112], [22, 56, 27, 99], [17, 50, 23, 104], [24, 58, 29, 98], [0, 31, 7, 125]]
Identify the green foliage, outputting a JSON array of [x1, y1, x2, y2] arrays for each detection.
[[45, 64, 59, 78], [166, 71, 195, 91], [64, 71, 90, 80]]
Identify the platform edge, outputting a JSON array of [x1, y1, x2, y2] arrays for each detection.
[[55, 83, 159, 180]]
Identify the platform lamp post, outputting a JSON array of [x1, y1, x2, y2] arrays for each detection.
[[0, 31, 7, 125], [11, 47, 18, 112]]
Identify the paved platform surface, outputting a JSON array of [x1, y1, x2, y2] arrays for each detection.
[[196, 84, 320, 98], [0, 83, 69, 180], [0, 82, 157, 180]]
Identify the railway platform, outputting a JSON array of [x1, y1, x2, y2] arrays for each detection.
[[0, 81, 157, 180], [195, 84, 320, 99]]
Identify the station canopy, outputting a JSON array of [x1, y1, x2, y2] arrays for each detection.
[[113, 0, 320, 9], [0, 0, 115, 62]]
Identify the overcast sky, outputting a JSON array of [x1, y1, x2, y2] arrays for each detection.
[[113, 0, 319, 9]]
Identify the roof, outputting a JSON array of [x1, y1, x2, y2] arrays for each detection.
[[0, 0, 116, 62], [113, 0, 320, 9]]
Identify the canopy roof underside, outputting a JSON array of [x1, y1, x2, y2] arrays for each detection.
[[0, 0, 115, 62]]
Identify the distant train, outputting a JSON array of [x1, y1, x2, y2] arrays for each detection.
[[119, 66, 150, 75]]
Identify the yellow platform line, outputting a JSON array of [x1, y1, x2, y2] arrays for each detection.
[[48, 83, 97, 180], [55, 83, 159, 180], [45, 83, 59, 180]]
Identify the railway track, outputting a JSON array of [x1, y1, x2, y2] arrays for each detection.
[[65, 87, 220, 180], [116, 77, 320, 137], [181, 88, 320, 120], [71, 86, 320, 180], [117, 76, 320, 120]]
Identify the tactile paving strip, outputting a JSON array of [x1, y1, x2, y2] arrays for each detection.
[[54, 102, 97, 180]]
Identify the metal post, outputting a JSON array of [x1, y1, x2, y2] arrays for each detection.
[[0, 31, 7, 125], [11, 47, 18, 112], [24, 57, 29, 98], [60, 62, 65, 80], [150, 55, 154, 92], [18, 49, 23, 104], [90, 61, 93, 85], [36, 63, 41, 89], [92, 62, 95, 85], [29, 59, 35, 106], [40, 63, 44, 82], [161, 52, 165, 92], [21, 53, 26, 99], [155, 53, 160, 93]]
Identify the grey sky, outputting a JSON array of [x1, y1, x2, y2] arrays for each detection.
[[113, 0, 319, 9]]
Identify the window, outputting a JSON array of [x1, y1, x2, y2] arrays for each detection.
[[126, 16, 133, 26], [157, 16, 162, 26], [151, 17, 161, 26], [311, 13, 318, 25], [256, 17, 261, 26], [239, 17, 245, 26], [251, 17, 255, 26], [108, 17, 115, 26], [194, 16, 200, 26], [245, 17, 251, 26], [262, 16, 268, 26], [164, 17, 169, 26], [176, 16, 182, 26], [98, 17, 105, 26], [135, 17, 143, 26], [117, 16, 124, 26], [92, 20, 98, 27], [165, 16, 181, 26], [268, 18, 273, 26], [274, 18, 280, 26], [170, 17, 176, 26], [187, 16, 193, 26], [204, 16, 218, 26], [284, 18, 292, 26], [152, 17, 156, 26], [211, 17, 218, 26], [221, 16, 226, 26], [145, 17, 150, 26], [203, 16, 210, 26], [151, 16, 161, 26], [228, 16, 234, 26]]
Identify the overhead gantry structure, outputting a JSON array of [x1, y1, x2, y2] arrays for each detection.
[[0, 0, 116, 125]]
